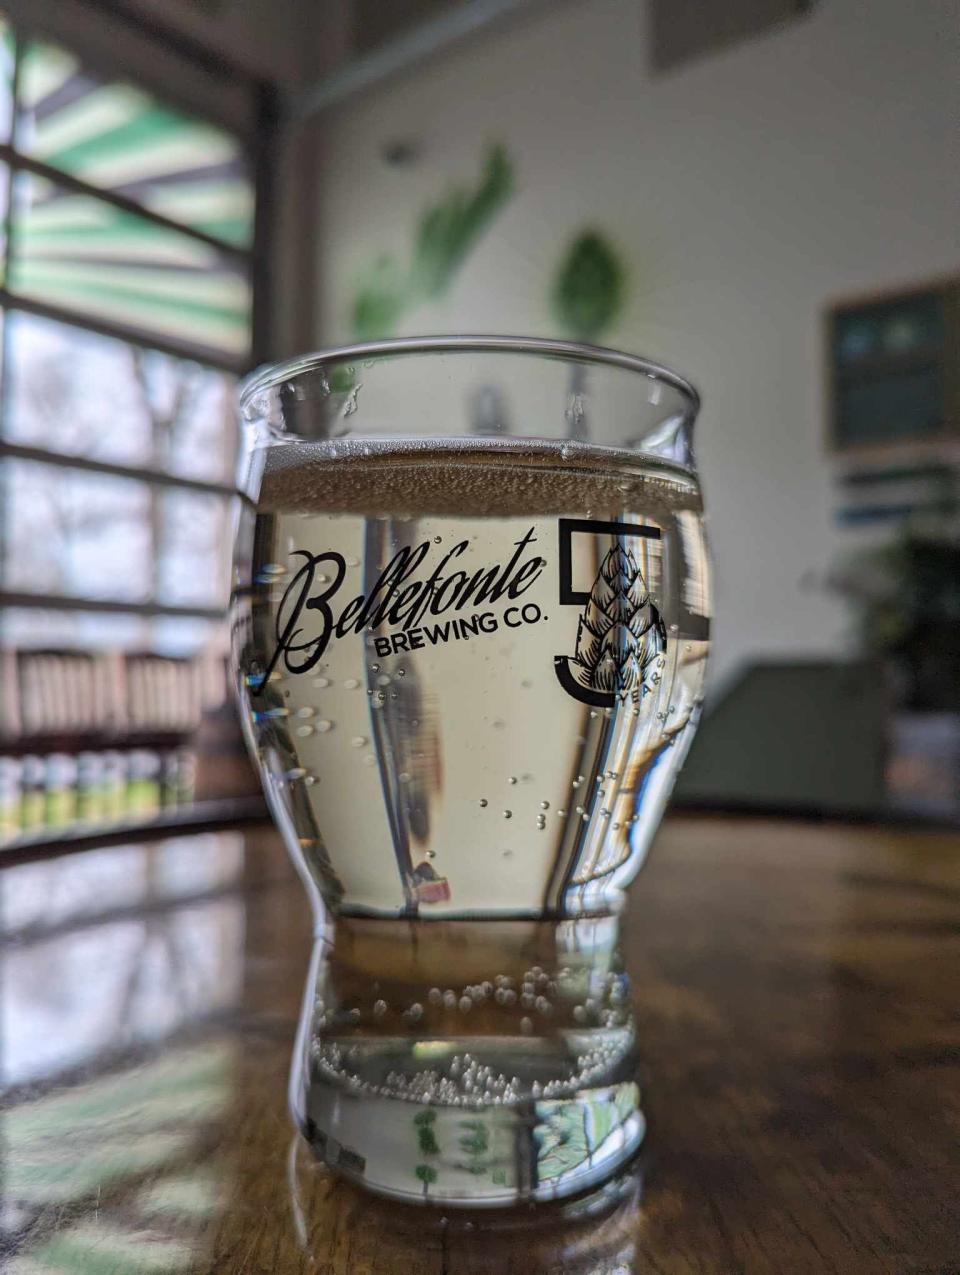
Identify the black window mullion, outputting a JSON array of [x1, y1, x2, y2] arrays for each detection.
[[0, 145, 253, 263]]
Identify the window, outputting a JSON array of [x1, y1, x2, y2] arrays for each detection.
[[0, 13, 258, 658]]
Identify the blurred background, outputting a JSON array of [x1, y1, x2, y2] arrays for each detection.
[[0, 0, 956, 845], [0, 4, 955, 1269]]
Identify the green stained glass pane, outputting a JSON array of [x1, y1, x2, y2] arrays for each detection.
[[8, 173, 251, 361], [18, 37, 254, 248], [0, 13, 13, 144]]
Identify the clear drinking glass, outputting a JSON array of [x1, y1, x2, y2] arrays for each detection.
[[233, 336, 710, 1207]]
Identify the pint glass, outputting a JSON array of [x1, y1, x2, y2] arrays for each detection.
[[233, 337, 710, 1206]]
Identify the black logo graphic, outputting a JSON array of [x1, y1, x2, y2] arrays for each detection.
[[554, 518, 665, 707], [254, 530, 545, 692]]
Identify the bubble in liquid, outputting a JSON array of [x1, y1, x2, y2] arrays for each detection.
[[343, 678, 360, 690], [536, 816, 546, 830], [315, 720, 333, 733], [397, 668, 406, 678], [346, 556, 360, 567], [399, 771, 411, 782], [313, 677, 331, 688], [502, 848, 514, 858], [260, 563, 286, 577], [434, 536, 442, 544], [371, 664, 380, 672], [304, 774, 318, 786], [373, 1000, 387, 1018], [295, 707, 316, 718], [406, 1003, 423, 1022], [285, 767, 307, 781], [540, 801, 550, 810], [502, 988, 517, 1006], [295, 725, 314, 738], [573, 1005, 588, 1023], [520, 1017, 533, 1035], [589, 711, 597, 719], [443, 990, 457, 1009], [363, 756, 377, 768], [557, 808, 567, 817], [351, 736, 367, 748], [377, 674, 391, 687], [507, 776, 518, 785], [535, 996, 551, 1015], [502, 810, 512, 820], [428, 988, 443, 1006], [458, 996, 472, 1013], [478, 798, 488, 808]]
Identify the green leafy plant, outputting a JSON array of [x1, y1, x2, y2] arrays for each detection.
[[551, 230, 626, 343], [828, 522, 960, 711], [350, 144, 514, 341], [549, 230, 628, 440]]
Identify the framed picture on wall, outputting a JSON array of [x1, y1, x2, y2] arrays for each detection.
[[826, 276, 960, 525], [826, 275, 960, 458]]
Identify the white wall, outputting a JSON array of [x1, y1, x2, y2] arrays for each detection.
[[313, 0, 960, 688]]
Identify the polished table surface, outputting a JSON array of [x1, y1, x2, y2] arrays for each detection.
[[2, 814, 958, 1274]]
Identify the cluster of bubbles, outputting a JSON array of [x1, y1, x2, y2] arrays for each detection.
[[311, 1025, 634, 1106]]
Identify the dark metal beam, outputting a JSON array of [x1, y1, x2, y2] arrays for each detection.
[[290, 0, 548, 121]]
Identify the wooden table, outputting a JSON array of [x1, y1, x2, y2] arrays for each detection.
[[2, 814, 958, 1273]]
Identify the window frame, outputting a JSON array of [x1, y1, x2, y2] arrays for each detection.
[[0, 6, 273, 624]]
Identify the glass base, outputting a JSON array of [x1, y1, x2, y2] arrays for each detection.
[[289, 914, 644, 1206], [298, 1070, 644, 1206]]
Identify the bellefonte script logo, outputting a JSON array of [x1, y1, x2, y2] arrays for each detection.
[[254, 519, 665, 708]]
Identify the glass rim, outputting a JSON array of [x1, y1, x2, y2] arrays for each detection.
[[239, 334, 701, 416]]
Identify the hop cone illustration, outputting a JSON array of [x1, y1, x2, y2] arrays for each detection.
[[573, 543, 665, 695]]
